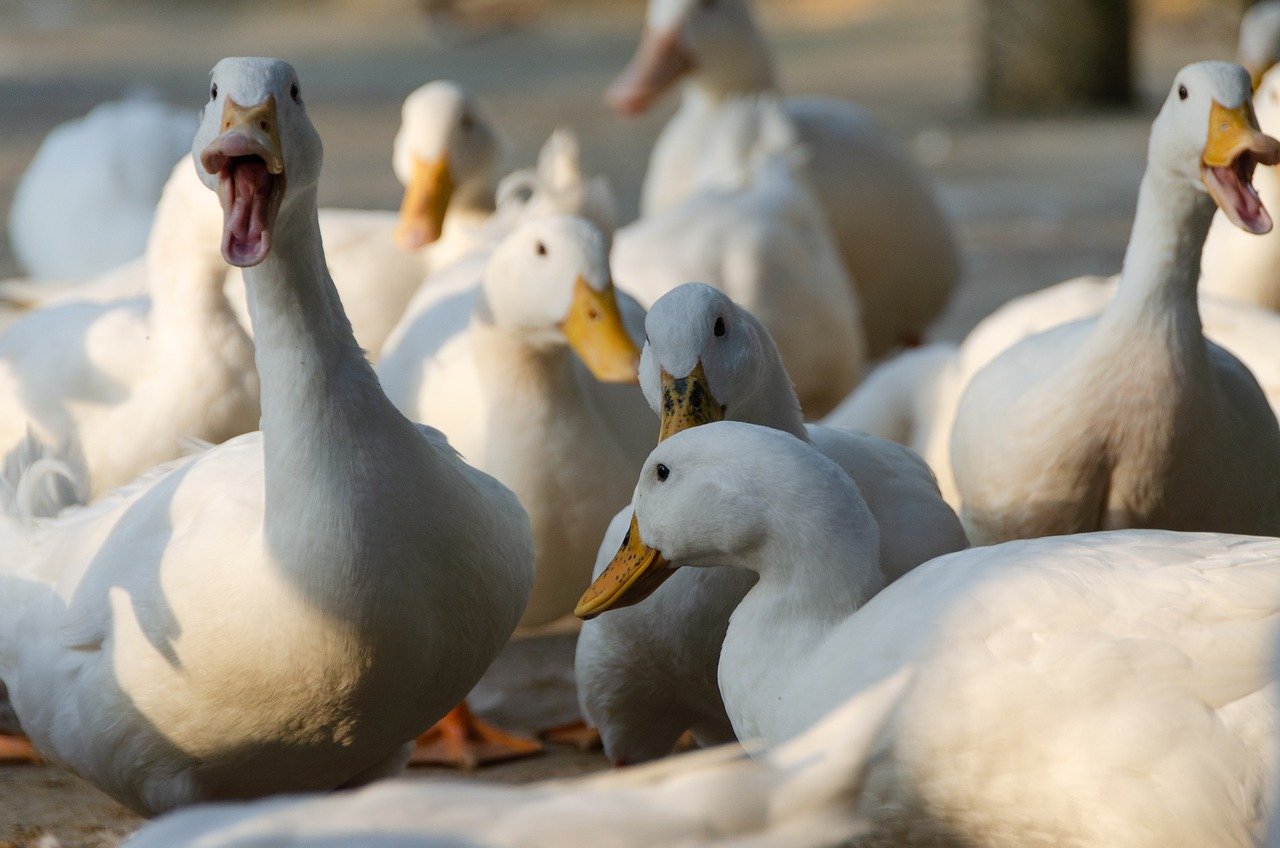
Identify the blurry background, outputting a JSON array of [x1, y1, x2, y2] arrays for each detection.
[[0, 0, 1253, 339]]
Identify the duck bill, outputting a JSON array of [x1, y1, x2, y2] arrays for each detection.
[[1201, 99, 1280, 235], [562, 276, 641, 384], [658, 361, 726, 441], [396, 154, 454, 249], [607, 25, 696, 117], [575, 514, 677, 619], [199, 96, 286, 267]]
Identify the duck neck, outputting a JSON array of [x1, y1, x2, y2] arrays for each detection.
[[729, 494, 882, 647], [148, 240, 248, 364], [731, 350, 808, 440], [1100, 166, 1215, 334], [240, 187, 409, 533]]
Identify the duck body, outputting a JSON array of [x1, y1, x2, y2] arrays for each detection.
[[577, 285, 963, 764], [582, 421, 1280, 848], [612, 0, 957, 356], [0, 158, 259, 496], [613, 100, 865, 417], [647, 90, 958, 354], [389, 216, 648, 627], [8, 98, 196, 280], [951, 63, 1280, 545], [0, 58, 533, 815], [727, 527, 1280, 848]]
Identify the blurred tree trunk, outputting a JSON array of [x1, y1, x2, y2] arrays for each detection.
[[980, 0, 1132, 114]]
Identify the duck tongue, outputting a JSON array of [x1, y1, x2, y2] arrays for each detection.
[[1206, 156, 1273, 235], [223, 158, 275, 267]]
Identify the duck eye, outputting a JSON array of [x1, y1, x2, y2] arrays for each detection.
[[210, 83, 218, 100], [290, 82, 300, 102], [1178, 84, 1188, 101], [713, 316, 726, 337], [656, 463, 670, 481], [460, 113, 475, 132], [535, 241, 548, 257]]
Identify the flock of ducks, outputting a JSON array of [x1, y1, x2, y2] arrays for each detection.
[[3, 1, 1280, 846]]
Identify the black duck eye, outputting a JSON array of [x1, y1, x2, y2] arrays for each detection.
[[656, 463, 670, 482], [1178, 84, 1188, 101], [210, 83, 218, 100], [536, 241, 548, 257], [290, 82, 300, 102], [713, 316, 726, 337], [460, 112, 475, 131]]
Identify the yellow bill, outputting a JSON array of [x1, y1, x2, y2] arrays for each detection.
[[575, 514, 675, 620], [1202, 99, 1280, 235], [562, 276, 641, 384], [658, 360, 726, 441], [396, 154, 454, 249]]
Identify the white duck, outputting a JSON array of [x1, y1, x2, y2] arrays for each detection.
[[612, 97, 865, 418], [610, 0, 959, 355], [583, 420, 1280, 847], [7, 97, 196, 280], [124, 675, 910, 848], [950, 62, 1280, 545], [0, 57, 533, 815], [392, 215, 648, 630], [0, 155, 258, 497], [575, 284, 965, 765]]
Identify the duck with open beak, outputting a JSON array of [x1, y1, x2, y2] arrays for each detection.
[[396, 153, 454, 249], [200, 96, 285, 267], [1202, 98, 1280, 234]]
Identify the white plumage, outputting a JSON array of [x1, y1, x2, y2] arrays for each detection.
[[7, 97, 196, 280]]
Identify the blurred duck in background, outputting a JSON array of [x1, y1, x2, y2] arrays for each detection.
[[6, 97, 195, 282], [611, 97, 866, 417], [610, 0, 960, 356]]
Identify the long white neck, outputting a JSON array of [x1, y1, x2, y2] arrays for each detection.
[[1099, 166, 1215, 338], [240, 187, 424, 567], [730, 347, 808, 440], [146, 199, 249, 365], [717, 489, 881, 737]]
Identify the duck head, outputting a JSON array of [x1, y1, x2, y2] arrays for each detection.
[[575, 421, 877, 619], [640, 283, 801, 441], [1154, 61, 1280, 235], [393, 81, 504, 250], [194, 57, 321, 268], [608, 0, 772, 116], [481, 215, 640, 383]]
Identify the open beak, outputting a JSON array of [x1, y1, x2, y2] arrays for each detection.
[[658, 361, 725, 441], [607, 25, 696, 117], [1202, 99, 1280, 235], [575, 514, 676, 619], [562, 276, 641, 384], [200, 96, 286, 267], [396, 154, 454, 249]]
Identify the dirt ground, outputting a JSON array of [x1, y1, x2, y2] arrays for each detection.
[[0, 0, 1246, 845]]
